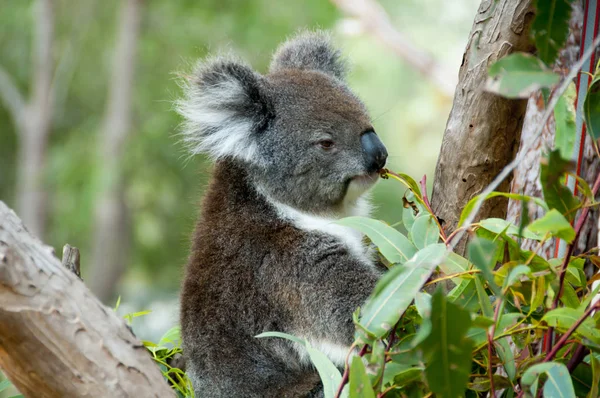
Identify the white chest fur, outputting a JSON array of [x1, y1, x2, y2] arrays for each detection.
[[264, 194, 375, 268]]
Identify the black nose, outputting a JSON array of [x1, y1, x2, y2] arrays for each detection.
[[361, 130, 388, 172]]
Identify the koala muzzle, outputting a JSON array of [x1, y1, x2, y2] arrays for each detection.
[[361, 130, 388, 172]]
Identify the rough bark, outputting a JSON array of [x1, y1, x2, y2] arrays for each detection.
[[507, 1, 600, 259], [0, 200, 174, 398], [430, 0, 536, 255], [13, 0, 55, 239], [89, 0, 142, 302]]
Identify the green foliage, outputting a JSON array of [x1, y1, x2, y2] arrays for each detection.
[[419, 289, 473, 397], [531, 0, 574, 65], [540, 150, 581, 222], [584, 64, 600, 140], [486, 53, 560, 98], [554, 83, 577, 159]]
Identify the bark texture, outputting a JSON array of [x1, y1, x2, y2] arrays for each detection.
[[89, 0, 142, 302], [0, 201, 174, 398], [431, 0, 536, 255]]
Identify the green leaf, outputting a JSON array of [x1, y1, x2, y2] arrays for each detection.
[[559, 283, 580, 309], [540, 150, 580, 222], [495, 337, 517, 382], [389, 367, 423, 388], [542, 308, 600, 344], [255, 331, 306, 346], [336, 216, 417, 264], [467, 237, 502, 297], [503, 264, 532, 289], [522, 362, 576, 398], [448, 279, 479, 312], [460, 192, 548, 227], [585, 74, 600, 140], [532, 0, 573, 65], [479, 218, 542, 240], [527, 209, 575, 242], [359, 244, 446, 339], [474, 276, 494, 318], [487, 53, 560, 98], [411, 215, 440, 249], [306, 344, 345, 398], [414, 292, 432, 320], [554, 83, 577, 159], [396, 172, 422, 197], [159, 325, 181, 347], [588, 354, 600, 398], [256, 332, 344, 398], [349, 357, 375, 398], [419, 289, 473, 398], [0, 380, 11, 393]]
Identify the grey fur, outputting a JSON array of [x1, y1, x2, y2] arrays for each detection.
[[178, 31, 387, 397]]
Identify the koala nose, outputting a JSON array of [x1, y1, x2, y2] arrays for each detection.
[[361, 130, 388, 172]]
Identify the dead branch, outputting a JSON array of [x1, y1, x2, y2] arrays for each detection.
[[0, 200, 174, 398]]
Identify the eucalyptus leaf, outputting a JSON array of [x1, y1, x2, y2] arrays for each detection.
[[554, 83, 577, 159], [467, 237, 502, 297], [540, 150, 580, 222], [419, 289, 473, 397], [336, 216, 417, 264], [359, 244, 446, 339], [531, 0, 573, 65], [526, 209, 575, 242], [460, 192, 548, 227], [584, 75, 600, 140], [349, 356, 375, 398], [411, 215, 440, 249], [522, 362, 576, 398], [486, 53, 560, 98], [542, 307, 600, 344]]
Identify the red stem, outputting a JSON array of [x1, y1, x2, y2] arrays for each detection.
[[545, 172, 600, 351], [334, 344, 369, 398]]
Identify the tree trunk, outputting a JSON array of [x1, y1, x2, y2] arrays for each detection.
[[430, 0, 535, 255], [0, 200, 174, 398], [89, 0, 142, 302], [14, 0, 55, 239]]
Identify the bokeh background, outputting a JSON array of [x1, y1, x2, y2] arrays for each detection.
[[0, 0, 478, 341]]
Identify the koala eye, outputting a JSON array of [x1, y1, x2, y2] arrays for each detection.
[[318, 139, 335, 150]]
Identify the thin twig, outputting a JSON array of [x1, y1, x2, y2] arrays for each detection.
[[335, 344, 369, 398], [449, 35, 600, 252]]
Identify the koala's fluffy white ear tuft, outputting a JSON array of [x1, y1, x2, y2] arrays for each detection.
[[177, 57, 273, 162], [269, 31, 348, 80]]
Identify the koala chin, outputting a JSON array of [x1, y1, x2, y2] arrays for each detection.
[[178, 31, 388, 398]]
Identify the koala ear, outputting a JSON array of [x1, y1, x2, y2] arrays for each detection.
[[269, 31, 347, 80], [177, 57, 274, 162]]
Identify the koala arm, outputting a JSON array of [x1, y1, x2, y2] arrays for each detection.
[[272, 238, 381, 364]]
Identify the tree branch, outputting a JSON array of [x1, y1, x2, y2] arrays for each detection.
[[0, 200, 174, 397]]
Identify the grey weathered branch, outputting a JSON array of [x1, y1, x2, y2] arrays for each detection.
[[431, 0, 536, 255], [0, 200, 174, 398], [330, 0, 457, 98]]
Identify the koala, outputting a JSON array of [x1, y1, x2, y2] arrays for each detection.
[[178, 31, 388, 397]]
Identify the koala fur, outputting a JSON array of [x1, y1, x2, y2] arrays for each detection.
[[178, 31, 388, 397]]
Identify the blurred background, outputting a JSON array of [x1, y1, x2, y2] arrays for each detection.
[[0, 0, 478, 341]]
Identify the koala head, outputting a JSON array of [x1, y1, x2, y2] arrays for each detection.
[[178, 31, 387, 216]]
